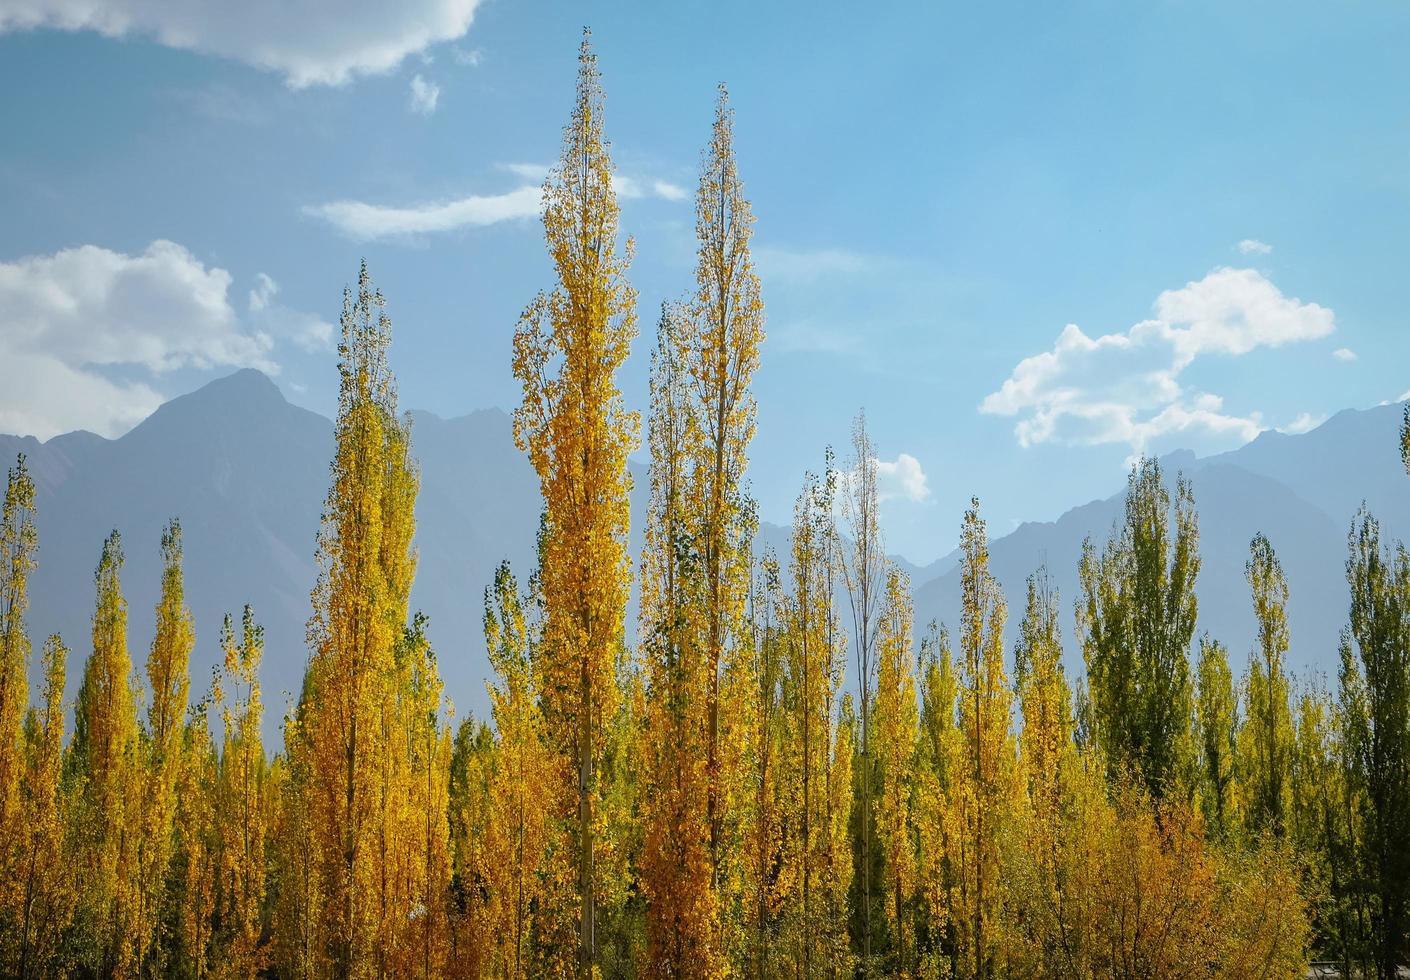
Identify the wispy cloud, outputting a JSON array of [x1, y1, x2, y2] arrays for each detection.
[[1333, 347, 1357, 362], [981, 267, 1335, 454], [306, 165, 686, 241], [408, 74, 440, 115], [1238, 238, 1273, 255], [0, 0, 486, 88], [452, 46, 482, 66], [305, 187, 542, 239]]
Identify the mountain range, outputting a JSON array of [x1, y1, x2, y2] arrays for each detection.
[[3, 368, 1404, 732]]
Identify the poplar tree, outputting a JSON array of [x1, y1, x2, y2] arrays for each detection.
[[914, 621, 958, 976], [218, 607, 269, 975], [1013, 570, 1070, 852], [0, 455, 36, 868], [511, 31, 638, 975], [872, 565, 918, 975], [69, 531, 141, 975], [1079, 456, 1199, 798], [1340, 509, 1410, 979], [840, 413, 885, 970], [9, 635, 69, 979], [740, 553, 786, 978], [0, 458, 40, 973], [639, 305, 721, 977], [1195, 636, 1239, 841], [1239, 533, 1294, 838], [134, 519, 194, 973], [292, 260, 420, 978], [778, 464, 852, 977], [483, 563, 557, 979], [685, 87, 765, 913], [949, 499, 1017, 980]]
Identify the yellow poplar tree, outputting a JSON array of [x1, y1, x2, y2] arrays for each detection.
[[948, 499, 1017, 980], [777, 464, 852, 978], [178, 672, 221, 976], [914, 621, 958, 976], [510, 30, 638, 975], [69, 531, 142, 976], [685, 85, 764, 923], [740, 554, 786, 978], [0, 455, 37, 873], [218, 606, 269, 976], [639, 305, 721, 978], [873, 566, 918, 975], [134, 519, 195, 974], [292, 259, 420, 978], [9, 634, 70, 979], [1012, 570, 1071, 865], [483, 563, 558, 979]]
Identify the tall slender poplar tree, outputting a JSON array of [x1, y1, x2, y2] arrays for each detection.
[[1078, 457, 1199, 798], [873, 565, 918, 974], [840, 412, 885, 970], [293, 260, 420, 978], [511, 31, 638, 975], [134, 519, 194, 973], [1239, 533, 1294, 838]]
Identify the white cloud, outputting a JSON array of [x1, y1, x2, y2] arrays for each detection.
[[1333, 347, 1357, 362], [1280, 412, 1326, 435], [876, 453, 931, 503], [611, 174, 688, 202], [1238, 238, 1273, 255], [981, 267, 1335, 454], [247, 273, 334, 351], [0, 241, 328, 438], [305, 186, 541, 239], [408, 73, 440, 115], [306, 166, 686, 241], [499, 162, 551, 183], [0, 0, 484, 88], [248, 272, 278, 313]]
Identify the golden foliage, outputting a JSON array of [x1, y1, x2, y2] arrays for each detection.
[[511, 30, 639, 975]]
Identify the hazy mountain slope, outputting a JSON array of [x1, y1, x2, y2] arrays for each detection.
[[2, 371, 1402, 730], [914, 462, 1362, 681]]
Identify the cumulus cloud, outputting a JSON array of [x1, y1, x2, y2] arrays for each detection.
[[0, 0, 484, 87], [876, 453, 931, 503], [306, 165, 686, 241], [1333, 347, 1357, 362], [838, 452, 932, 508], [981, 267, 1335, 454], [408, 73, 440, 115], [1238, 239, 1273, 255], [0, 241, 328, 438]]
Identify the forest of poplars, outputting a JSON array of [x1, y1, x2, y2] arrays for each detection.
[[1, 33, 1408, 980]]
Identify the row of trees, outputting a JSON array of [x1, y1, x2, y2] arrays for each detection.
[[0, 30, 1407, 979]]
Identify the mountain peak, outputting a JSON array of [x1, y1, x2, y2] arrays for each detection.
[[191, 368, 286, 405]]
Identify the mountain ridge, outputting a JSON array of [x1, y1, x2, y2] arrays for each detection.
[[3, 371, 1404, 730]]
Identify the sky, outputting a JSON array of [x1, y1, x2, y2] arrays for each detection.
[[1, 0, 1408, 564]]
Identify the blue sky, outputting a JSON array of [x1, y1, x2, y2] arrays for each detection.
[[2, 0, 1407, 563]]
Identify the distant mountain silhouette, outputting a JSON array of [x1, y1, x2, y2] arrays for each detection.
[[2, 370, 1404, 733]]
